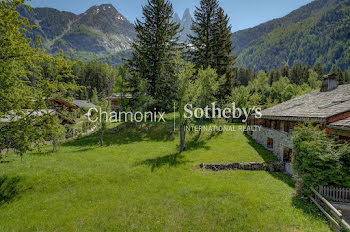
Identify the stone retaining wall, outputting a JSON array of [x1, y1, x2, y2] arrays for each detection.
[[200, 162, 284, 172]]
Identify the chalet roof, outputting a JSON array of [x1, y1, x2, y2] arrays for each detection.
[[328, 117, 350, 131], [107, 93, 133, 99], [47, 97, 78, 110], [259, 84, 350, 122], [0, 110, 57, 123], [72, 99, 96, 108]]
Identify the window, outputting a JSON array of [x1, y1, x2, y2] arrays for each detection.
[[274, 120, 280, 130], [283, 148, 293, 162], [267, 138, 273, 148], [267, 120, 271, 128], [284, 121, 289, 132], [265, 120, 271, 128]]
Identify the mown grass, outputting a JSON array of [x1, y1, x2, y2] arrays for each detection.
[[0, 122, 331, 231]]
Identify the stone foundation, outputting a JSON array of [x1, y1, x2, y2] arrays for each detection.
[[247, 126, 294, 175]]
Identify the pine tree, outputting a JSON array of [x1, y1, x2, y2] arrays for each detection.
[[127, 0, 181, 112], [331, 65, 344, 84], [313, 62, 324, 80], [188, 0, 218, 69], [91, 88, 99, 105], [213, 7, 238, 100], [281, 65, 290, 78], [189, 1, 237, 102]]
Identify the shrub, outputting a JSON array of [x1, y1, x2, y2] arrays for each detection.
[[82, 121, 94, 133], [292, 124, 349, 195]]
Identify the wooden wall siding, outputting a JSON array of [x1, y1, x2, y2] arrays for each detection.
[[327, 111, 350, 123]]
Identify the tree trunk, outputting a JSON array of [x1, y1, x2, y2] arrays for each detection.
[[183, 127, 186, 151], [179, 125, 183, 152], [100, 127, 104, 147], [179, 125, 187, 152], [198, 117, 204, 137]]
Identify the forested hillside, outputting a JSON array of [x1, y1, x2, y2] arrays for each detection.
[[232, 0, 350, 71]]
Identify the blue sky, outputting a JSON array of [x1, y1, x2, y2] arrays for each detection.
[[28, 0, 313, 32]]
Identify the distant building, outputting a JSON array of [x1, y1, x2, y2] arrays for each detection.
[[247, 74, 350, 174], [0, 98, 97, 125], [107, 93, 133, 112], [72, 99, 96, 109]]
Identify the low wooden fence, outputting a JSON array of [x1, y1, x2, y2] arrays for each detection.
[[310, 187, 350, 231], [317, 186, 350, 203]]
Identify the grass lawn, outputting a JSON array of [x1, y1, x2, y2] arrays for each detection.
[[0, 122, 331, 231]]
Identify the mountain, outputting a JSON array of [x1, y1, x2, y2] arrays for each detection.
[[175, 8, 194, 43], [232, 0, 350, 71], [18, 4, 135, 66]]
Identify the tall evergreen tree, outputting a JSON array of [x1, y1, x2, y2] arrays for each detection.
[[188, 0, 218, 69], [213, 7, 238, 100], [189, 1, 237, 102], [331, 65, 344, 84], [127, 0, 181, 111], [313, 62, 324, 80]]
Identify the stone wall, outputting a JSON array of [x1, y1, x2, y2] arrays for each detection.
[[200, 162, 284, 172], [248, 126, 294, 175]]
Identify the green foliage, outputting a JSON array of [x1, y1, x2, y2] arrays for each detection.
[[44, 115, 66, 152], [189, 0, 237, 101], [292, 125, 350, 194], [174, 55, 195, 152], [192, 67, 221, 108], [189, 0, 219, 69], [229, 66, 324, 109], [307, 69, 322, 89], [91, 88, 99, 105], [73, 60, 117, 99], [81, 120, 94, 133], [233, 0, 350, 71], [128, 0, 181, 112], [114, 65, 131, 112], [0, 0, 78, 157]]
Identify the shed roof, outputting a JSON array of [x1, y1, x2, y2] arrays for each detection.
[[259, 84, 350, 122], [72, 100, 96, 108]]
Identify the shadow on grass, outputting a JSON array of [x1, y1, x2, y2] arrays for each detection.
[[244, 133, 278, 162], [243, 133, 297, 188], [0, 176, 22, 205], [269, 172, 295, 188], [291, 196, 331, 226], [63, 123, 176, 148], [243, 133, 330, 227], [30, 150, 54, 156], [184, 137, 211, 152], [136, 131, 213, 171], [136, 152, 188, 171]]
